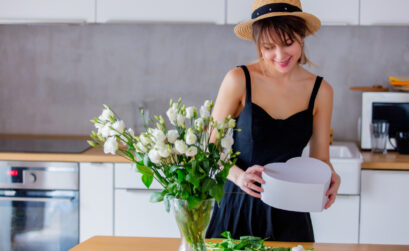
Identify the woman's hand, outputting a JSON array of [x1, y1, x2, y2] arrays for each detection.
[[236, 165, 265, 198], [324, 171, 341, 209]]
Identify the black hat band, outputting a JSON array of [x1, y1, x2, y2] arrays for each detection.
[[251, 3, 302, 19]]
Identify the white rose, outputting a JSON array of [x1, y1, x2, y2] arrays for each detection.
[[204, 100, 212, 110], [174, 140, 188, 154], [111, 120, 125, 135], [155, 140, 166, 152], [99, 108, 114, 122], [166, 107, 177, 125], [152, 129, 166, 142], [292, 245, 305, 251], [194, 118, 204, 131], [127, 128, 135, 137], [148, 149, 161, 164], [158, 147, 170, 158], [103, 137, 118, 155], [177, 114, 185, 126], [136, 142, 147, 153], [185, 131, 197, 145], [185, 146, 197, 157], [100, 123, 112, 138], [186, 106, 196, 119], [140, 133, 151, 146], [221, 134, 234, 149], [200, 106, 210, 118], [167, 130, 179, 144], [228, 118, 236, 128], [95, 122, 104, 130]]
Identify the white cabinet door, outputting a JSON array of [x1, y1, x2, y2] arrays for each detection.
[[302, 0, 359, 25], [310, 195, 360, 243], [96, 0, 225, 24], [114, 189, 179, 237], [226, 0, 359, 25], [226, 0, 252, 24], [360, 0, 409, 25], [0, 0, 95, 23], [80, 162, 114, 242], [360, 170, 409, 245]]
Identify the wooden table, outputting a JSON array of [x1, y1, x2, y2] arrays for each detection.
[[70, 236, 409, 251]]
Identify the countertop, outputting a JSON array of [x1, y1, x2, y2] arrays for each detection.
[[0, 135, 408, 170], [361, 150, 409, 170], [0, 147, 130, 163], [70, 236, 409, 251]]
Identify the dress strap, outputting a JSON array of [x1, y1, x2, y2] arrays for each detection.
[[308, 76, 323, 112], [238, 65, 252, 104]]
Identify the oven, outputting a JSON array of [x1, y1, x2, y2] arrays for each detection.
[[0, 161, 79, 251]]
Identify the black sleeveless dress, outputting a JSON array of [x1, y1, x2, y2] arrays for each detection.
[[206, 65, 323, 242]]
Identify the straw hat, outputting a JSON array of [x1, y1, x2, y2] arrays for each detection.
[[234, 0, 321, 41]]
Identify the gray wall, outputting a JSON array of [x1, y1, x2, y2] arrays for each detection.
[[0, 24, 408, 141]]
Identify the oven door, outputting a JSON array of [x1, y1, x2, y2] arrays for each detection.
[[0, 190, 79, 251]]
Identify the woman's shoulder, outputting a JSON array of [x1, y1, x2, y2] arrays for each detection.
[[221, 66, 247, 91]]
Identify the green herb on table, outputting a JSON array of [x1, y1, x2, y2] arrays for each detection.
[[206, 231, 313, 251]]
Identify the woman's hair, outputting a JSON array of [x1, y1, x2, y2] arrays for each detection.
[[252, 16, 312, 65]]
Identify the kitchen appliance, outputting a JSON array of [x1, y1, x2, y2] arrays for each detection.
[[361, 92, 409, 150], [0, 136, 90, 153], [0, 161, 79, 251]]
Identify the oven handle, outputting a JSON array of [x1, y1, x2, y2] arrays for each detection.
[[0, 196, 73, 202]]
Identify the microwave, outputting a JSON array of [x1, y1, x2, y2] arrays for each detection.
[[361, 92, 409, 150]]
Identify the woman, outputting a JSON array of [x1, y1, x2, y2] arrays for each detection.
[[205, 0, 341, 242]]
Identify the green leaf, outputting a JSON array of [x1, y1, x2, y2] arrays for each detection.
[[210, 183, 225, 203], [186, 173, 200, 188], [187, 196, 201, 210], [135, 164, 153, 176], [149, 191, 164, 203], [169, 165, 180, 173], [176, 170, 185, 184], [202, 178, 216, 194], [141, 174, 153, 189]]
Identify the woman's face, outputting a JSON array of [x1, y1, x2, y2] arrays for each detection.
[[259, 30, 303, 74]]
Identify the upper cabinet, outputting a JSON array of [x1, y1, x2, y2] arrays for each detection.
[[226, 0, 360, 25], [96, 0, 225, 24], [0, 0, 95, 23], [302, 0, 359, 25], [360, 0, 409, 25]]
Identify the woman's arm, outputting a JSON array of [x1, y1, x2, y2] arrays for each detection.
[[309, 79, 341, 209], [211, 67, 265, 198]]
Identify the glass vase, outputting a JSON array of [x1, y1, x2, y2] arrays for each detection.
[[172, 198, 214, 251]]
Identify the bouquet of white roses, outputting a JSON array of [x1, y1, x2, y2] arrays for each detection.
[[89, 98, 239, 211]]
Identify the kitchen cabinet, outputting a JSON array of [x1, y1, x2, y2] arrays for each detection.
[[96, 0, 225, 24], [310, 195, 360, 243], [0, 0, 95, 23], [360, 0, 409, 25], [360, 170, 409, 245], [80, 162, 114, 242], [114, 163, 179, 237], [226, 0, 359, 25]]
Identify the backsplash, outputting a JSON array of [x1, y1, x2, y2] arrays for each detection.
[[0, 24, 408, 141]]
